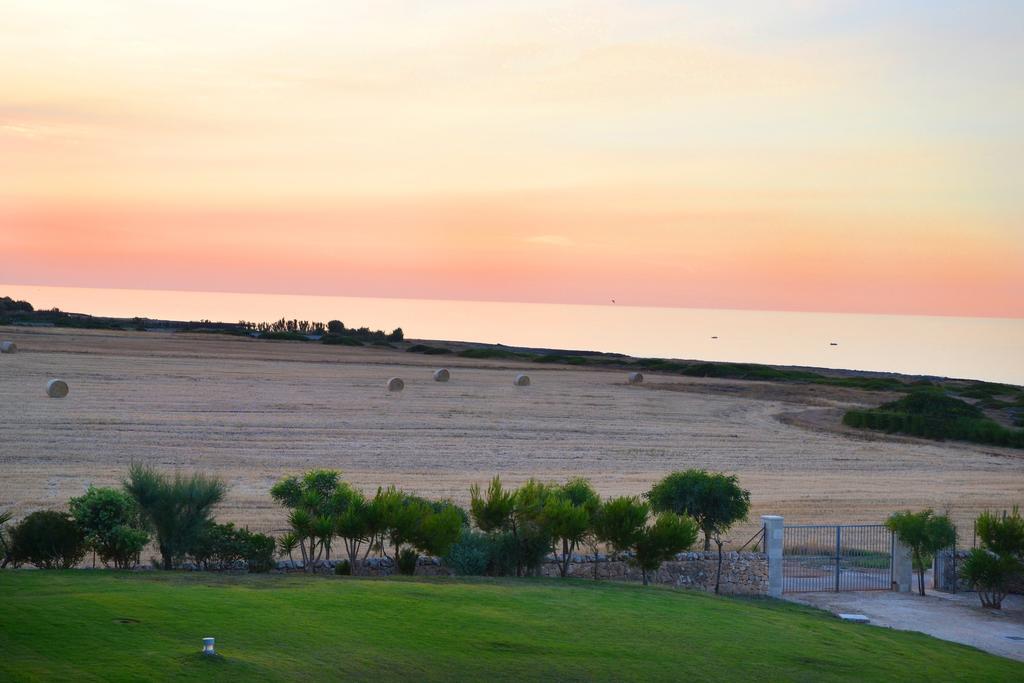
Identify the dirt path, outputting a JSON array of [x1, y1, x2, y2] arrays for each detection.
[[787, 590, 1024, 662]]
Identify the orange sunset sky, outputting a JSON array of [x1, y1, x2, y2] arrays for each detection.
[[1, 1, 1022, 317]]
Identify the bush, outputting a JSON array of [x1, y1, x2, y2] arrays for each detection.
[[191, 523, 276, 572], [322, 335, 364, 346], [68, 487, 148, 570], [844, 390, 1024, 449], [960, 549, 1019, 609], [443, 529, 492, 576], [334, 559, 351, 575], [397, 548, 418, 575], [406, 344, 451, 355], [9, 511, 86, 569]]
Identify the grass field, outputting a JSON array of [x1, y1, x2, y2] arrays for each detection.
[[0, 572, 1021, 681]]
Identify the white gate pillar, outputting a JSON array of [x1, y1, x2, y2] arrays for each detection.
[[762, 515, 784, 598], [892, 538, 913, 592]]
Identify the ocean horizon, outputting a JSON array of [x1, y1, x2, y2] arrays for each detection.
[[4, 283, 1023, 385]]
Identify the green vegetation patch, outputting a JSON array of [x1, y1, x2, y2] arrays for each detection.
[[407, 344, 452, 355], [1, 572, 1021, 682], [844, 390, 1024, 449]]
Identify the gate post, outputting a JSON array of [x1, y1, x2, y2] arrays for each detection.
[[892, 538, 913, 592], [762, 515, 784, 598]]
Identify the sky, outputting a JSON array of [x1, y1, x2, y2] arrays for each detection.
[[1, 1, 1022, 317]]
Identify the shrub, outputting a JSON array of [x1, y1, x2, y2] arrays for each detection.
[[960, 549, 1018, 609], [406, 344, 451, 355], [334, 559, 351, 575], [322, 335, 364, 346], [443, 529, 493, 576], [124, 465, 226, 570], [241, 528, 276, 573], [397, 548, 418, 575], [68, 487, 148, 569], [9, 511, 87, 569], [961, 508, 1024, 609], [191, 522, 276, 572]]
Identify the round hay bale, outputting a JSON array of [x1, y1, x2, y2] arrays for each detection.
[[513, 373, 530, 387], [0, 341, 16, 354], [46, 379, 69, 398], [387, 377, 404, 392], [432, 368, 450, 382], [627, 372, 644, 384]]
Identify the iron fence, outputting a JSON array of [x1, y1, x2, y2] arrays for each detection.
[[783, 524, 893, 593]]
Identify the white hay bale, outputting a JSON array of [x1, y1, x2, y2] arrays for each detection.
[[433, 368, 450, 382], [627, 372, 644, 384], [387, 377, 404, 392], [0, 341, 16, 354], [46, 379, 69, 398], [513, 373, 530, 387]]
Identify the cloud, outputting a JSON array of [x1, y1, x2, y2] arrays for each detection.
[[526, 234, 573, 247]]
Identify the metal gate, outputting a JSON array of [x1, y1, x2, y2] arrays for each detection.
[[783, 524, 893, 593]]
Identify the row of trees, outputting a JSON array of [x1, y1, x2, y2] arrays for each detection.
[[237, 318, 405, 343], [269, 469, 750, 590], [0, 466, 752, 590], [0, 465, 274, 572]]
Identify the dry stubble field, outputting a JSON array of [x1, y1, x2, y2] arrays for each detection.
[[1, 327, 1020, 543]]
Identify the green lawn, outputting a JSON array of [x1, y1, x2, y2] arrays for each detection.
[[0, 572, 1019, 682]]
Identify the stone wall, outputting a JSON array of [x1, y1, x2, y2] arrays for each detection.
[[276, 551, 770, 596]]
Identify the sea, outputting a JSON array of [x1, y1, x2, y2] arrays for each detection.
[[3, 284, 1022, 385]]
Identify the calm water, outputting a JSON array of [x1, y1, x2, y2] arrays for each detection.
[[3, 284, 1022, 385]]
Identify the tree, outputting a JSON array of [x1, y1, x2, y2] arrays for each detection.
[[961, 508, 1024, 608], [327, 320, 344, 334], [647, 470, 751, 593], [545, 478, 600, 578], [634, 513, 699, 586], [511, 479, 558, 576], [646, 470, 750, 551], [8, 510, 86, 569], [885, 509, 956, 596], [68, 487, 149, 569], [124, 464, 225, 570], [270, 469, 345, 571], [596, 496, 697, 585], [376, 488, 464, 574], [596, 496, 648, 560], [333, 489, 383, 575]]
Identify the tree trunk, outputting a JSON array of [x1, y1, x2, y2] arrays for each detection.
[[714, 539, 724, 595], [161, 545, 173, 571], [703, 528, 711, 551]]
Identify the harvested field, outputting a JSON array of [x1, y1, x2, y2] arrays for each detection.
[[0, 327, 1020, 544]]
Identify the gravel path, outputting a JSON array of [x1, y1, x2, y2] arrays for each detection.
[[787, 590, 1024, 662]]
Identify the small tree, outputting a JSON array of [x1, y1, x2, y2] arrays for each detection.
[[596, 497, 697, 585], [124, 464, 226, 570], [470, 477, 517, 574], [270, 469, 345, 571], [634, 513, 699, 586], [69, 487, 149, 570], [545, 478, 600, 578], [647, 470, 751, 593], [885, 509, 956, 596], [8, 511, 86, 569], [961, 508, 1024, 609]]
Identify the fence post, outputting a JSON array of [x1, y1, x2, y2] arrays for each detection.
[[762, 515, 784, 598], [892, 538, 913, 592]]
